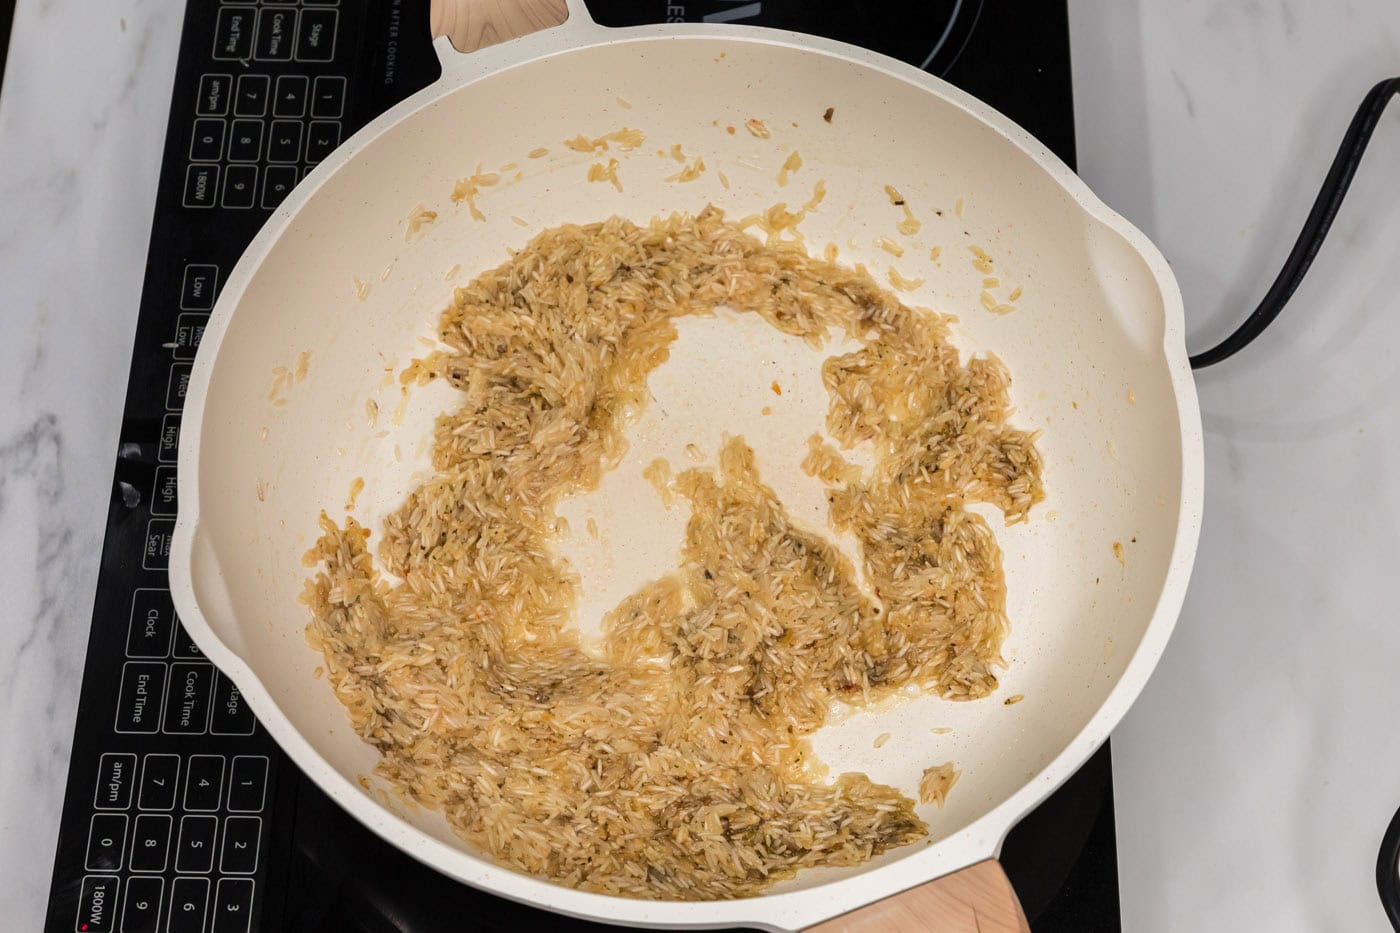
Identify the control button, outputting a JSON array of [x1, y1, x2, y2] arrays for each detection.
[[166, 362, 192, 411], [310, 76, 345, 119], [173, 312, 207, 361], [210, 674, 256, 736], [211, 879, 254, 933], [126, 589, 174, 659], [172, 622, 204, 661], [150, 466, 178, 517], [158, 415, 181, 464], [189, 119, 225, 162], [218, 817, 261, 875], [212, 7, 255, 61], [226, 757, 268, 813], [76, 875, 120, 933], [221, 165, 258, 210], [295, 8, 338, 62], [227, 120, 263, 163], [180, 264, 218, 311], [260, 165, 298, 211], [137, 754, 180, 811], [254, 8, 296, 61], [304, 121, 341, 164], [129, 814, 172, 873], [195, 74, 232, 117], [142, 520, 175, 571], [115, 663, 167, 734], [273, 75, 308, 118], [120, 876, 163, 933], [163, 663, 214, 735], [182, 165, 218, 209], [232, 75, 269, 117], [175, 816, 219, 874], [266, 120, 303, 164], [94, 753, 138, 810], [167, 878, 210, 933], [85, 814, 128, 872], [184, 756, 225, 813]]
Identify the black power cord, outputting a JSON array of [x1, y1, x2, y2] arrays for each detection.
[[1189, 77, 1400, 369], [1379, 799, 1400, 930]]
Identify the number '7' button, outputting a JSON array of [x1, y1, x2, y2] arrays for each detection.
[[138, 754, 179, 810]]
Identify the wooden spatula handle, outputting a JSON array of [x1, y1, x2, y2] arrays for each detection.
[[804, 859, 1029, 933], [429, 0, 570, 53]]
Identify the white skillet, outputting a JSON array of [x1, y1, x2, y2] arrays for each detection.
[[169, 1, 1203, 928]]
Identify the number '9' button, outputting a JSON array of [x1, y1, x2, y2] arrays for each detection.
[[121, 876, 164, 933]]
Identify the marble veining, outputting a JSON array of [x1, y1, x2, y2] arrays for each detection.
[[1072, 2, 1400, 931], [0, 1, 180, 927]]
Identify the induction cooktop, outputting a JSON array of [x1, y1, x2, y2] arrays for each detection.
[[44, 3, 1117, 930]]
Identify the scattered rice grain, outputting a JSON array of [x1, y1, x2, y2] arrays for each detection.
[[918, 763, 960, 808], [777, 151, 802, 187], [588, 158, 623, 192]]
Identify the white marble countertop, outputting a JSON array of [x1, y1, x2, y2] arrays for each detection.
[[2, 1, 1399, 930]]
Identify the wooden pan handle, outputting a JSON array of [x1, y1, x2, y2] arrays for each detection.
[[429, 0, 570, 53], [804, 860, 1029, 933]]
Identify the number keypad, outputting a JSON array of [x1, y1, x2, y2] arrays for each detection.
[[55, 3, 363, 930], [186, 3, 346, 212]]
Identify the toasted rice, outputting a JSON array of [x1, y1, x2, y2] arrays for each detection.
[[918, 762, 961, 808], [302, 206, 1043, 900]]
